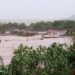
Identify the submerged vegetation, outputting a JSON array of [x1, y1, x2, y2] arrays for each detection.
[[0, 43, 75, 75]]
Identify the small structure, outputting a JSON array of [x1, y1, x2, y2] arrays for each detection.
[[11, 29, 20, 34], [37, 31, 47, 35], [5, 31, 10, 34], [19, 30, 38, 36], [44, 29, 67, 38]]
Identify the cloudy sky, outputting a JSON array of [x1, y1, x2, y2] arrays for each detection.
[[0, 0, 75, 20]]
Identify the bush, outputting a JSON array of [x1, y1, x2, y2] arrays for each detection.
[[6, 43, 75, 75]]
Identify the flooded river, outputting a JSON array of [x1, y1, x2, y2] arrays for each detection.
[[0, 35, 72, 65]]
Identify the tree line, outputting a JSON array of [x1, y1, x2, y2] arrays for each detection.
[[0, 23, 27, 33], [0, 20, 75, 33]]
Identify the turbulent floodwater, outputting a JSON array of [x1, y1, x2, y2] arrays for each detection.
[[0, 35, 72, 65]]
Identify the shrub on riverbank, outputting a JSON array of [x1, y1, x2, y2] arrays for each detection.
[[3, 43, 74, 75]]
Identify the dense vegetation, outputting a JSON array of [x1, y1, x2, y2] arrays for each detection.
[[0, 20, 75, 33], [30, 20, 75, 31], [0, 43, 75, 75], [0, 23, 27, 33]]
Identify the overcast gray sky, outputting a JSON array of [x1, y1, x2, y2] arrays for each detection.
[[0, 0, 75, 20]]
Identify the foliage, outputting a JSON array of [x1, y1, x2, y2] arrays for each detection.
[[6, 43, 75, 75], [30, 20, 75, 31], [0, 20, 75, 33], [0, 43, 75, 75], [0, 22, 27, 33], [0, 56, 5, 75], [30, 21, 53, 31]]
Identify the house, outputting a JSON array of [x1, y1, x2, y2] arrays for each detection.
[[46, 29, 59, 38], [5, 31, 11, 35], [5, 31, 10, 34], [11, 29, 20, 34], [37, 31, 47, 35], [44, 29, 67, 38]]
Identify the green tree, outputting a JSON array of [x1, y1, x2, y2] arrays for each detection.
[[19, 23, 27, 29], [8, 43, 75, 75]]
